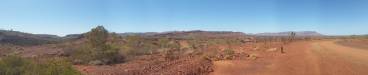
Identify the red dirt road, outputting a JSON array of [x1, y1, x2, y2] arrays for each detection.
[[211, 40, 368, 75]]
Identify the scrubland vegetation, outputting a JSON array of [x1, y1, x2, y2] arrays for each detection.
[[69, 26, 122, 65], [0, 26, 331, 75], [0, 55, 80, 75]]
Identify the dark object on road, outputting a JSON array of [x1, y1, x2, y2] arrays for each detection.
[[280, 46, 285, 53]]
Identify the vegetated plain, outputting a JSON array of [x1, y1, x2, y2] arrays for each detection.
[[0, 26, 367, 75]]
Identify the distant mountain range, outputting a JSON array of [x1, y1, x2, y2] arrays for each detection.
[[0, 30, 325, 46], [151, 30, 246, 39], [252, 31, 324, 36], [118, 32, 159, 37], [116, 31, 325, 38]]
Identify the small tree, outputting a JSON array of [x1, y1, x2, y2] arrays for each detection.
[[70, 26, 122, 65], [86, 26, 109, 48], [289, 32, 296, 42]]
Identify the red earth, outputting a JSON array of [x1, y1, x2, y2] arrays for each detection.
[[211, 40, 368, 75]]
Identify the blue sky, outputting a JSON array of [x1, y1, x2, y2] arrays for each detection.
[[0, 0, 367, 36]]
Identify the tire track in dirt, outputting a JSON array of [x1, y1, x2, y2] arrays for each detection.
[[210, 40, 368, 75], [311, 41, 355, 75], [311, 40, 368, 75], [211, 41, 320, 75]]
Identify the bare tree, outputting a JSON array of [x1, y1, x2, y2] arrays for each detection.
[[289, 32, 296, 42]]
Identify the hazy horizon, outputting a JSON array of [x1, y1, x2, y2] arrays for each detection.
[[1, 0, 368, 36]]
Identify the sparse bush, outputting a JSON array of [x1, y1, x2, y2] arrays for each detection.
[[248, 54, 258, 60], [201, 50, 220, 61], [163, 49, 177, 60], [200, 49, 236, 61], [158, 38, 180, 49], [223, 49, 235, 60], [71, 44, 121, 65], [120, 36, 156, 57], [159, 38, 182, 60], [120, 36, 180, 58], [0, 55, 81, 75]]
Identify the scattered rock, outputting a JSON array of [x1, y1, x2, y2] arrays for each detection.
[[266, 48, 278, 52]]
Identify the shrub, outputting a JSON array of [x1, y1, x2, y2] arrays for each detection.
[[200, 50, 220, 61], [70, 44, 121, 65], [200, 49, 236, 61], [0, 55, 81, 75], [223, 49, 235, 60], [120, 36, 180, 57], [121, 35, 151, 56], [0, 55, 31, 75]]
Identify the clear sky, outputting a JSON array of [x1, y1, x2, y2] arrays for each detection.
[[0, 0, 367, 36]]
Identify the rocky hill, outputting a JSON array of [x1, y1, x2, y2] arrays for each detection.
[[0, 30, 61, 46]]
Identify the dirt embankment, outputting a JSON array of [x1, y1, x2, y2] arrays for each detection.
[[211, 40, 368, 75], [75, 55, 213, 75]]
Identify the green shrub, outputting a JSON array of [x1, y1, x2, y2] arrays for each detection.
[[70, 44, 122, 65], [86, 26, 109, 48], [0, 56, 81, 75]]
